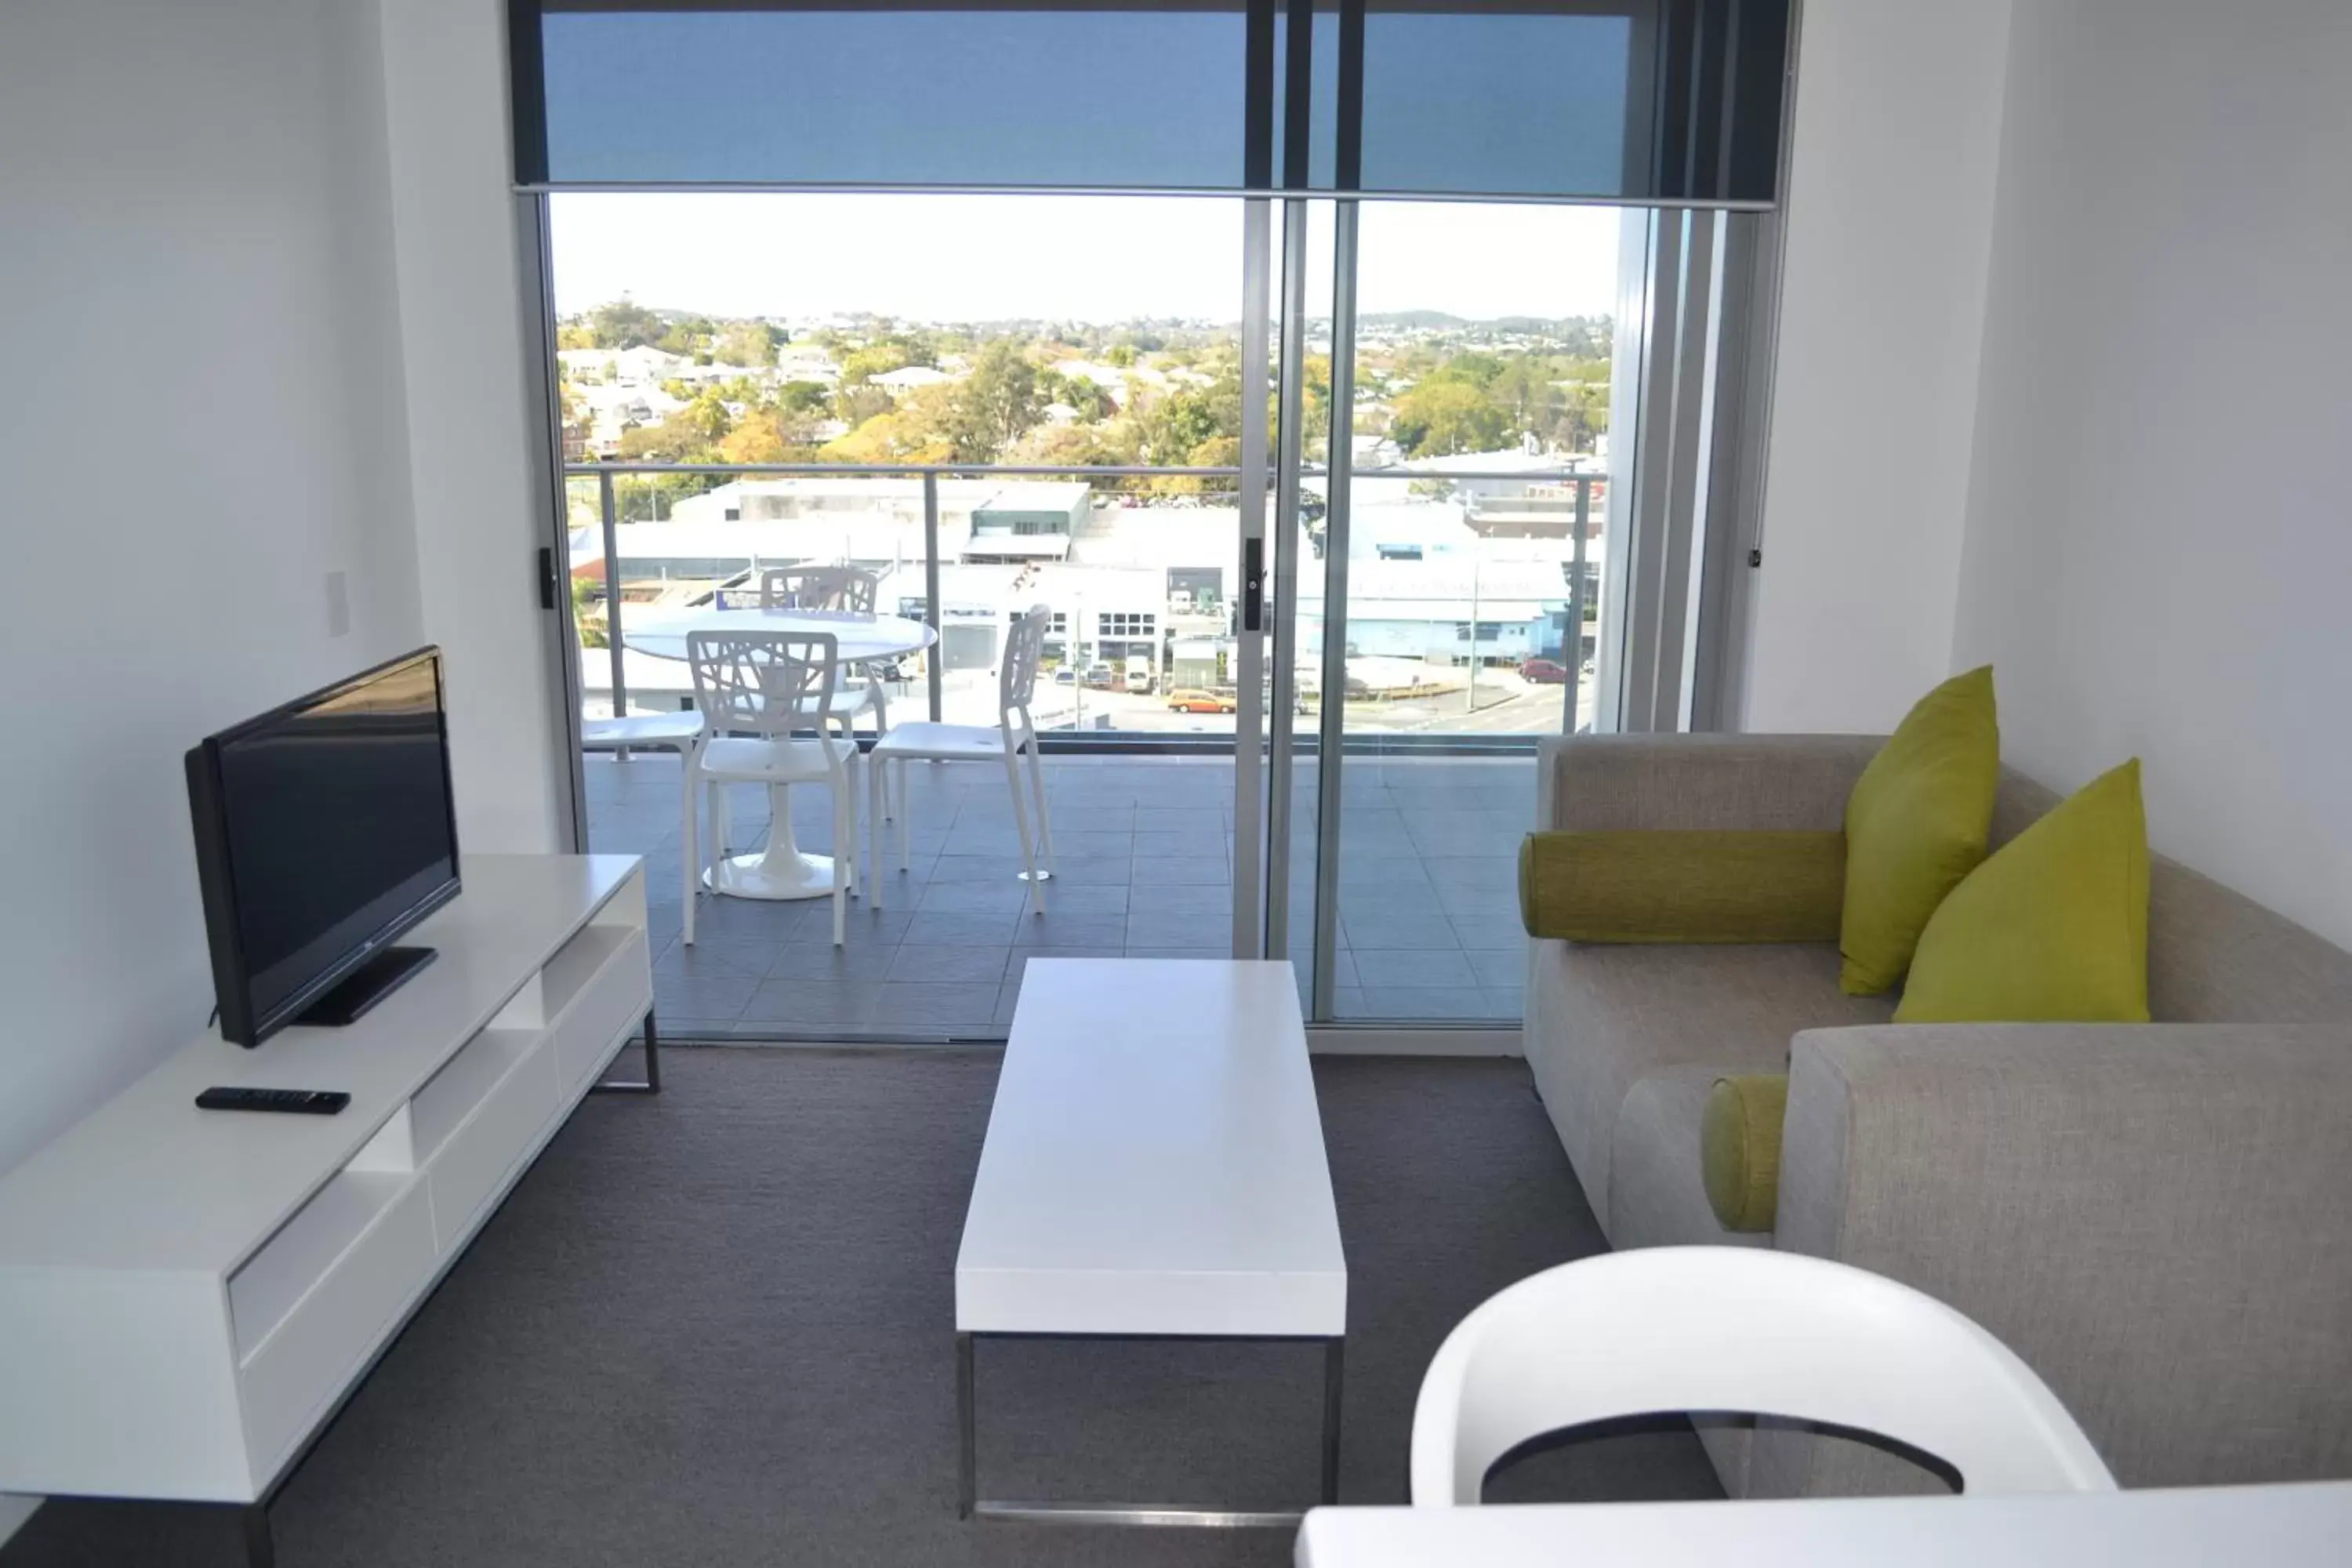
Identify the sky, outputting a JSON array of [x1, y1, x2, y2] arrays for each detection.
[[549, 193, 1624, 325]]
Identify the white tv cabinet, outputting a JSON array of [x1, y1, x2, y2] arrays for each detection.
[[0, 854, 655, 1565]]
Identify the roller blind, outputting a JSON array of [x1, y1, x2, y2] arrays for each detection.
[[511, 0, 1787, 204]]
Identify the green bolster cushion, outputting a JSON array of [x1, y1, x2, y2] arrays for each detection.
[[1701, 1073, 1789, 1233], [1517, 830, 1847, 943]]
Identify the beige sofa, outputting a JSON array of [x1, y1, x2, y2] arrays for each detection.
[[1525, 733, 2352, 1497]]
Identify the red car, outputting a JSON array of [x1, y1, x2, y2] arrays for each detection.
[[1519, 658, 1570, 684]]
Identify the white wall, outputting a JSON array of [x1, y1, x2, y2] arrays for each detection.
[[1742, 0, 2014, 731], [0, 1, 421, 1171], [0, 0, 423, 1534], [1950, 0, 2352, 949], [379, 0, 572, 855]]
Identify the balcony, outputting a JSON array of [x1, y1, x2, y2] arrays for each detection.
[[589, 750, 1530, 1036], [569, 459, 1595, 1035]]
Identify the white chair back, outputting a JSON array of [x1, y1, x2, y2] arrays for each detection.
[[999, 604, 1050, 719], [760, 565, 878, 614], [686, 630, 838, 741], [1411, 1247, 2116, 1505]]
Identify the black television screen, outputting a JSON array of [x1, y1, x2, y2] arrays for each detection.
[[187, 648, 461, 1047]]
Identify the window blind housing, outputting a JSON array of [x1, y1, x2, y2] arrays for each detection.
[[511, 0, 1787, 205]]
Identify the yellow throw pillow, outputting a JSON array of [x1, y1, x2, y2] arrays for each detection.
[[1839, 666, 2000, 994], [1518, 831, 1846, 943], [1701, 1074, 1788, 1232], [1896, 759, 2151, 1024]]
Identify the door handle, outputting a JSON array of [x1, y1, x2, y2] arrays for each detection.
[[1243, 536, 1265, 633]]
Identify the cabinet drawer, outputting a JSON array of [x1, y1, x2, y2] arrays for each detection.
[[425, 1034, 559, 1252], [238, 1176, 435, 1486], [550, 927, 651, 1092]]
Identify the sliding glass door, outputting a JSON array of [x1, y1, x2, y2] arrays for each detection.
[[1267, 200, 1622, 1022], [514, 1, 1794, 1036]]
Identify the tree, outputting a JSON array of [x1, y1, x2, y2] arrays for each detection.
[[818, 409, 950, 465], [1038, 367, 1114, 423], [590, 296, 663, 349], [717, 415, 789, 466], [713, 320, 780, 368], [942, 339, 1042, 463], [840, 344, 911, 386], [1389, 379, 1510, 457], [777, 379, 832, 415]]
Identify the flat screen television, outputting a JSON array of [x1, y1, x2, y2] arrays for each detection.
[[185, 647, 461, 1047]]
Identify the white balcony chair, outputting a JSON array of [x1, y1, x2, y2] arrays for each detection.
[[684, 629, 862, 946], [580, 710, 708, 933], [868, 604, 1056, 915], [760, 564, 891, 734], [1410, 1247, 2116, 1506]]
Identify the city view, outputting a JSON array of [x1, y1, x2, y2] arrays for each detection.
[[557, 194, 1616, 740]]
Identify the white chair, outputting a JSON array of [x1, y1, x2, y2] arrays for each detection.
[[580, 710, 708, 933], [684, 630, 861, 946], [760, 565, 891, 741], [1410, 1247, 2116, 1505], [868, 604, 1056, 914]]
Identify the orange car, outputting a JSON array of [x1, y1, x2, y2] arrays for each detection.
[[1166, 688, 1236, 714]]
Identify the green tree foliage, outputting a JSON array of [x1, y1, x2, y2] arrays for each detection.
[[1389, 379, 1512, 457], [942, 340, 1043, 463], [840, 344, 912, 386], [572, 575, 608, 649], [777, 379, 832, 414], [590, 297, 664, 349], [1038, 367, 1116, 423], [713, 320, 781, 368]]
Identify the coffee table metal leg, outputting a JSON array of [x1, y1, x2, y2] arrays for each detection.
[[959, 1330, 1340, 1526], [1321, 1337, 1345, 1505], [956, 1331, 977, 1520]]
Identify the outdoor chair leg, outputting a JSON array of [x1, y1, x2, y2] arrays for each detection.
[[869, 747, 887, 912], [680, 751, 700, 946], [898, 760, 913, 873], [1004, 746, 1046, 916], [1022, 738, 1057, 878]]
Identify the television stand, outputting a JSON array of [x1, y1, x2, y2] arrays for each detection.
[[294, 946, 437, 1029], [0, 855, 655, 1567]]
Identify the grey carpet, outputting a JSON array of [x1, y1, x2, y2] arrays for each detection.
[[5, 1048, 1718, 1566]]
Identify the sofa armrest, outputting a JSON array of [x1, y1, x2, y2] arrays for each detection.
[[1776, 1022, 2352, 1492], [1537, 733, 1883, 833]]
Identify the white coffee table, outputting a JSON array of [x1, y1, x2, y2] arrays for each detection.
[[955, 958, 1348, 1527]]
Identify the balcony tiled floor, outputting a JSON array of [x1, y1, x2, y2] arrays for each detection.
[[585, 751, 1531, 1036]]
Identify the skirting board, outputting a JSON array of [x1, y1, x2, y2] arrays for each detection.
[[1306, 1025, 1522, 1058], [647, 1029, 1526, 1056]]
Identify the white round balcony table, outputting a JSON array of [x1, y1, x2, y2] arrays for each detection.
[[621, 607, 938, 901]]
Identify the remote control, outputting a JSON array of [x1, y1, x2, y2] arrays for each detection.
[[194, 1087, 350, 1116]]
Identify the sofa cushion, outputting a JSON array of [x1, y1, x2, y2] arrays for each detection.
[[1612, 1068, 1780, 1254], [1900, 760, 2151, 1024], [1993, 768, 2352, 1024], [1839, 666, 2000, 995], [1701, 1073, 1791, 1231], [1525, 939, 1894, 1233], [1518, 829, 1846, 943]]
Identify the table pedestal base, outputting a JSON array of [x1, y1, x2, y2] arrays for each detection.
[[703, 782, 848, 902]]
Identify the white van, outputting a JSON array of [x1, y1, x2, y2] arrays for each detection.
[[1123, 655, 1155, 695]]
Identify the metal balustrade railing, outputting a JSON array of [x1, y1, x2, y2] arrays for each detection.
[[563, 459, 1602, 744]]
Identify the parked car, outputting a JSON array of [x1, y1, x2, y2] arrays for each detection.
[[1519, 657, 1570, 684], [1083, 661, 1117, 689], [1166, 689, 1236, 714], [1052, 667, 1078, 686]]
